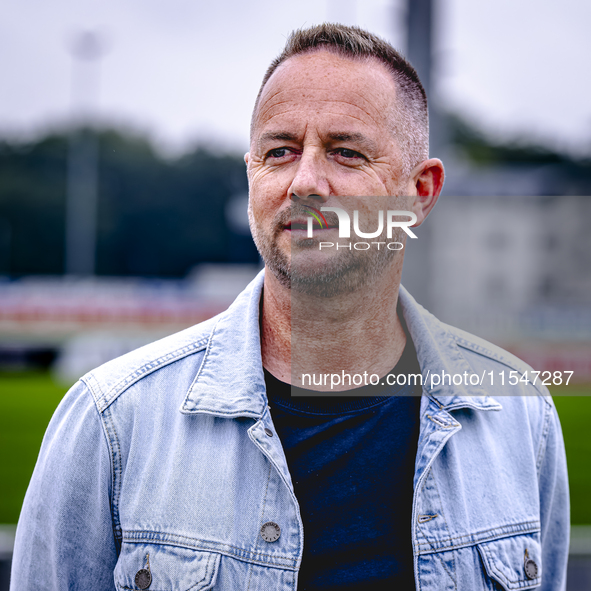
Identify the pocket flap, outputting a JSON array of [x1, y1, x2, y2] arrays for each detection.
[[114, 543, 221, 591], [478, 532, 542, 590]]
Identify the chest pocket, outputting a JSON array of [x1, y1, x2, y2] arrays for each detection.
[[478, 532, 542, 590], [114, 542, 221, 591]]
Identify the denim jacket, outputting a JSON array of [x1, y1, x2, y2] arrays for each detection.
[[12, 270, 569, 590]]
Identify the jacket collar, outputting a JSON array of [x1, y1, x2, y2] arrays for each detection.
[[181, 269, 268, 418], [398, 286, 501, 412], [182, 271, 500, 417]]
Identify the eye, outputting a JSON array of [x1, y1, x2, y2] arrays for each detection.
[[267, 147, 291, 159], [334, 148, 365, 160]]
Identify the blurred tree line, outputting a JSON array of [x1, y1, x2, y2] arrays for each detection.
[[0, 128, 257, 277], [0, 122, 590, 277], [448, 114, 591, 190]]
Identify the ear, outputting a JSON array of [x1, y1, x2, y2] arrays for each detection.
[[244, 152, 250, 166], [409, 158, 444, 227]]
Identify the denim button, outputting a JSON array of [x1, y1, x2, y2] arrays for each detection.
[[135, 568, 152, 589], [260, 521, 281, 542], [264, 427, 273, 437], [524, 558, 538, 579]]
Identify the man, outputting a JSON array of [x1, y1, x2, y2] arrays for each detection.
[[12, 24, 568, 590]]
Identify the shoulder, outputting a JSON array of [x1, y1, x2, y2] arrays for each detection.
[[80, 313, 219, 414], [432, 319, 558, 463], [420, 318, 561, 479], [78, 269, 266, 415], [399, 286, 552, 405], [446, 322, 553, 401], [399, 287, 556, 451]]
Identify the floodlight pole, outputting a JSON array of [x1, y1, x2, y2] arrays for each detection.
[[65, 31, 104, 276], [403, 0, 438, 310]]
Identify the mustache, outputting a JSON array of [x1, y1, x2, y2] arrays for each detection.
[[274, 204, 340, 229]]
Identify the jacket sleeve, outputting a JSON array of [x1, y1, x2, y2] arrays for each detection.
[[10, 380, 118, 590], [537, 398, 570, 591]]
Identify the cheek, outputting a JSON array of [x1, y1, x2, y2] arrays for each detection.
[[249, 174, 291, 219], [249, 190, 279, 228], [250, 163, 288, 195], [249, 196, 266, 224]]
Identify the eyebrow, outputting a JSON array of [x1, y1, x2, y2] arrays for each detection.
[[257, 132, 298, 151], [257, 131, 378, 153], [327, 132, 378, 153]]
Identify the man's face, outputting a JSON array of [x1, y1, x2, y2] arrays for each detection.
[[246, 50, 416, 295]]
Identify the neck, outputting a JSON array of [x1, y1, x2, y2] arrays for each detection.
[[261, 262, 407, 390]]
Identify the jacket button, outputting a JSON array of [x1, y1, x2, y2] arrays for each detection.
[[260, 521, 281, 542], [264, 427, 274, 437], [524, 558, 538, 579], [135, 568, 152, 589]]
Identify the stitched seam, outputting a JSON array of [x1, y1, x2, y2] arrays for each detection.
[[419, 467, 431, 494], [455, 339, 525, 368], [482, 543, 541, 586], [82, 373, 103, 407], [245, 559, 254, 591], [415, 467, 433, 544], [182, 406, 262, 418], [441, 400, 501, 412], [535, 401, 552, 476], [416, 469, 438, 533], [416, 521, 541, 547], [185, 551, 214, 591], [121, 532, 297, 566], [433, 397, 445, 410], [419, 521, 540, 548], [184, 325, 220, 406], [417, 530, 542, 552], [112, 340, 209, 399], [417, 521, 457, 588], [455, 339, 547, 398], [122, 541, 296, 571], [85, 379, 121, 548], [430, 471, 457, 587], [434, 550, 457, 590], [418, 529, 542, 555], [253, 461, 273, 557], [103, 407, 123, 543], [97, 338, 209, 411]]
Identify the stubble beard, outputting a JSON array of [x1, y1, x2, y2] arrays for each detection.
[[248, 200, 407, 298]]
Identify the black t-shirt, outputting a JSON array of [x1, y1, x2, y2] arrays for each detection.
[[264, 331, 421, 590]]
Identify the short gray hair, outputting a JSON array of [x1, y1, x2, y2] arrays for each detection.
[[251, 23, 429, 175]]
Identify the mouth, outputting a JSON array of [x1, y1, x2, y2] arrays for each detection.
[[284, 218, 337, 232]]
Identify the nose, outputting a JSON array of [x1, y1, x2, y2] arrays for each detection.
[[287, 149, 330, 204]]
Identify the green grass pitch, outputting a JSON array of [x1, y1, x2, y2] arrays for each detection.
[[0, 372, 589, 525]]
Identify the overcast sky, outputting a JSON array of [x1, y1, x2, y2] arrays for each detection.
[[1, 0, 590, 156]]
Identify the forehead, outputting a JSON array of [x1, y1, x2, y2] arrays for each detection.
[[252, 50, 398, 140]]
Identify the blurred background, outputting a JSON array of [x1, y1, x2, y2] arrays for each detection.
[[1, 0, 590, 587]]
